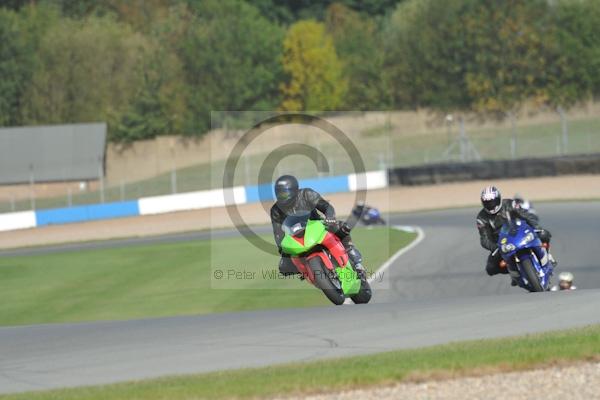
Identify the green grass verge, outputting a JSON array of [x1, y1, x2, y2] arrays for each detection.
[[2, 324, 599, 400], [0, 227, 415, 326]]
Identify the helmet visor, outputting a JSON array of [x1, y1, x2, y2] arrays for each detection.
[[276, 188, 294, 202], [482, 198, 501, 214]]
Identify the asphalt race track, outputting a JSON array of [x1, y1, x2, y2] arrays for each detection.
[[1, 202, 599, 394]]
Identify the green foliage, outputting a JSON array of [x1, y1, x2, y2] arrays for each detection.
[[2, 0, 600, 140], [280, 20, 347, 111], [171, 0, 284, 134], [384, 0, 599, 114], [553, 0, 600, 104], [0, 8, 28, 125], [252, 0, 404, 24], [462, 0, 559, 114], [384, 0, 475, 110], [22, 16, 147, 128], [326, 4, 388, 110], [112, 32, 186, 142]]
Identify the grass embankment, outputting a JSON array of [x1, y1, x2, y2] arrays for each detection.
[[2, 324, 599, 400], [0, 227, 414, 326]]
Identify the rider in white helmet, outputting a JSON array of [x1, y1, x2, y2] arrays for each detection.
[[476, 185, 555, 285], [551, 272, 576, 291]]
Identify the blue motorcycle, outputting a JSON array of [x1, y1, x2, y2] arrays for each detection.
[[497, 212, 554, 292], [352, 204, 386, 226]]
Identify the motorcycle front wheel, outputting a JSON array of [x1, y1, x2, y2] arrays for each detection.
[[351, 278, 372, 304], [521, 258, 544, 292], [308, 257, 345, 305]]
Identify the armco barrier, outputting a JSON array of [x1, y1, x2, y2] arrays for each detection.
[[0, 171, 388, 231], [388, 154, 600, 186]]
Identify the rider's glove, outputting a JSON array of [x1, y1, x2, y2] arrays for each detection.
[[339, 221, 352, 235], [323, 218, 337, 227]]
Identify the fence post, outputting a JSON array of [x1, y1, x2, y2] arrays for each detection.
[[458, 116, 467, 162], [120, 180, 125, 201], [509, 111, 517, 159], [29, 164, 36, 210], [170, 140, 177, 194], [557, 106, 568, 155], [171, 169, 177, 194], [98, 161, 105, 203]]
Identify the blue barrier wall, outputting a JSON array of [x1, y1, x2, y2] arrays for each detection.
[[36, 201, 140, 226], [244, 175, 350, 203], [6, 172, 383, 231]]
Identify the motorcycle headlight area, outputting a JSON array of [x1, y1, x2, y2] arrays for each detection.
[[501, 243, 516, 253], [519, 232, 535, 246]]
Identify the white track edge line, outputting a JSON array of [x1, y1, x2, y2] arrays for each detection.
[[367, 225, 425, 284], [344, 225, 425, 304]]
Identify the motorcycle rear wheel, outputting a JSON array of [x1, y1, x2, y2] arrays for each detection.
[[308, 257, 345, 305], [521, 258, 544, 292]]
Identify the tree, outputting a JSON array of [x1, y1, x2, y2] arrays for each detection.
[[22, 16, 148, 129], [462, 0, 561, 116], [280, 20, 347, 111], [173, 0, 284, 134], [550, 0, 600, 105], [325, 3, 387, 110], [251, 0, 404, 24], [383, 0, 592, 116], [383, 0, 476, 111], [0, 5, 57, 126], [112, 37, 186, 141], [0, 8, 29, 125]]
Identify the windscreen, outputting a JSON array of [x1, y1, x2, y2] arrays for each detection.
[[282, 212, 311, 236]]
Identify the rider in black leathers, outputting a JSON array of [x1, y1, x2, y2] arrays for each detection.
[[476, 186, 553, 277], [270, 175, 366, 279]]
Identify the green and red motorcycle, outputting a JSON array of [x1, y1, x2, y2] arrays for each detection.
[[280, 212, 372, 305]]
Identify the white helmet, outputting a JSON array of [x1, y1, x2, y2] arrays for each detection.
[[558, 272, 574, 283], [481, 186, 502, 214]]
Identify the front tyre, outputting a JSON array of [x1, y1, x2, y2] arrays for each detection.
[[351, 279, 372, 304], [521, 258, 544, 292], [308, 257, 345, 305]]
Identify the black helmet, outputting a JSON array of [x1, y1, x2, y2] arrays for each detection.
[[274, 175, 299, 205], [481, 185, 501, 214]]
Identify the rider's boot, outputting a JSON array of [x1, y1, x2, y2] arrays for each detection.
[[507, 265, 520, 287], [549, 253, 558, 267], [347, 247, 367, 281]]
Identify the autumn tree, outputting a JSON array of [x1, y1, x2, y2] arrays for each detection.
[[462, 0, 561, 117], [280, 20, 347, 111]]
